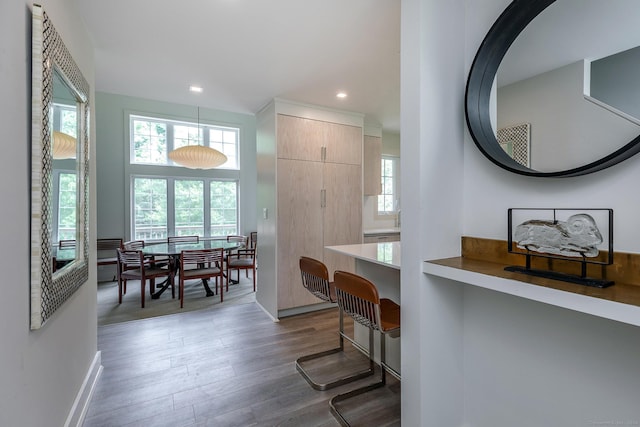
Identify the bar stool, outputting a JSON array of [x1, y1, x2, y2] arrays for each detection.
[[329, 270, 401, 427], [295, 257, 375, 390]]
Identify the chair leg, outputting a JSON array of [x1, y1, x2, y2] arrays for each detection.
[[329, 329, 398, 427], [295, 308, 374, 391], [140, 279, 146, 308], [328, 328, 385, 426], [179, 278, 184, 308], [118, 277, 123, 304], [252, 266, 256, 292]]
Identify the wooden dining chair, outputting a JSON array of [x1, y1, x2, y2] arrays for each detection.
[[168, 235, 199, 244], [329, 270, 401, 427], [249, 231, 257, 249], [97, 238, 123, 281], [178, 248, 224, 308], [295, 257, 374, 391], [116, 249, 173, 308], [225, 248, 256, 291]]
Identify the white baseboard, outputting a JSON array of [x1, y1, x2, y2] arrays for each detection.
[[64, 351, 103, 427], [255, 300, 280, 322]]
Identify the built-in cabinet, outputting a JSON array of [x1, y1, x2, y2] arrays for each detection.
[[363, 135, 382, 195], [256, 100, 364, 317]]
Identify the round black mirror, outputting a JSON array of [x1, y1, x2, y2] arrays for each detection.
[[465, 0, 640, 177]]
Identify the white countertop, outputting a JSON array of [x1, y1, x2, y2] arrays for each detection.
[[325, 242, 401, 269]]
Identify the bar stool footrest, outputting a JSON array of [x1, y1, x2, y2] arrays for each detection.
[[295, 346, 375, 391]]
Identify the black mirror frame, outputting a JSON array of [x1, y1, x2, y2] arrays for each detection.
[[465, 0, 640, 177]]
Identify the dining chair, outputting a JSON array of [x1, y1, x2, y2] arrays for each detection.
[[116, 249, 173, 308], [295, 257, 374, 391], [249, 231, 257, 249], [97, 238, 123, 281], [225, 248, 256, 292], [178, 248, 224, 308], [329, 270, 401, 427], [168, 235, 199, 244]]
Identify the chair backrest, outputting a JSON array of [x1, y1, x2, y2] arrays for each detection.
[[299, 256, 333, 303], [97, 238, 123, 252], [168, 235, 199, 244], [59, 239, 76, 249], [116, 249, 145, 268], [180, 248, 224, 270], [226, 235, 247, 246], [249, 231, 257, 249], [123, 240, 145, 250], [333, 270, 381, 331]]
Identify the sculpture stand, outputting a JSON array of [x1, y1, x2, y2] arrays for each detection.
[[505, 253, 614, 288]]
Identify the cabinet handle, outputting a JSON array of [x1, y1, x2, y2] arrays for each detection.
[[321, 146, 326, 162], [321, 189, 326, 207]]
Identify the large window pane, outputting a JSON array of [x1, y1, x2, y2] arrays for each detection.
[[174, 124, 201, 149], [132, 119, 167, 164], [210, 181, 237, 236], [175, 180, 204, 236], [134, 178, 167, 240], [130, 114, 239, 169], [57, 172, 76, 240]]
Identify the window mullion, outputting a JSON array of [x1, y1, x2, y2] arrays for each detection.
[[204, 180, 211, 236], [167, 177, 176, 237]]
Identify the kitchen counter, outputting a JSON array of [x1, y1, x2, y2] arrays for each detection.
[[325, 242, 401, 374], [325, 241, 401, 269]]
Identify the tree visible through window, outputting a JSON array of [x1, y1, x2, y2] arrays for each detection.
[[57, 172, 77, 241], [130, 115, 238, 169], [132, 177, 237, 240]]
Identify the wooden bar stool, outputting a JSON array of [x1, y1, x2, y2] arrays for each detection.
[[329, 270, 401, 427], [295, 257, 374, 391]]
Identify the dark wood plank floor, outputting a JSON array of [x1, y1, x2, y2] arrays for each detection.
[[83, 303, 400, 427]]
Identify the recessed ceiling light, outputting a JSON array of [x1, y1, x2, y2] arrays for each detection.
[[336, 92, 348, 99], [189, 85, 203, 93]]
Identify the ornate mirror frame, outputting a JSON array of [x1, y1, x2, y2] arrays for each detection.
[[31, 4, 90, 329], [465, 0, 640, 177]]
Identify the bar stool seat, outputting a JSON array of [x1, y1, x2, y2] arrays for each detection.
[[295, 257, 374, 391], [329, 270, 401, 427]]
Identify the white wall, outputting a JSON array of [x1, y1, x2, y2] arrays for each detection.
[[498, 60, 640, 171], [0, 0, 98, 426], [460, 0, 640, 425], [401, 0, 465, 425]]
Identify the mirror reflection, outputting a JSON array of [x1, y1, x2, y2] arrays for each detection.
[[493, 0, 640, 172], [51, 69, 79, 272]]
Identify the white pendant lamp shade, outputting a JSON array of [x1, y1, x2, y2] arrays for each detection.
[[52, 131, 77, 159], [168, 145, 227, 169]]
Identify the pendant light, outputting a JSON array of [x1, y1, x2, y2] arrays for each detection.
[[52, 131, 76, 159], [168, 107, 227, 169]]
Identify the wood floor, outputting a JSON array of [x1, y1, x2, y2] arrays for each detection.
[[83, 302, 401, 426]]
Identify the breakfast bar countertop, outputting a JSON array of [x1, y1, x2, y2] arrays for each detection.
[[325, 242, 401, 270]]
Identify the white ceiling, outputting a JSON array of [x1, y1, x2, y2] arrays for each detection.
[[77, 0, 401, 132]]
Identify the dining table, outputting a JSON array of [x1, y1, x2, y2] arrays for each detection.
[[142, 239, 242, 299]]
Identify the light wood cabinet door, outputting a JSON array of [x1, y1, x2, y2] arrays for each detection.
[[277, 114, 324, 161], [322, 163, 362, 280], [277, 159, 325, 309], [363, 135, 382, 195], [324, 121, 362, 165]]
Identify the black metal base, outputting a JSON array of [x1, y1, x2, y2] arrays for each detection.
[[504, 266, 614, 288]]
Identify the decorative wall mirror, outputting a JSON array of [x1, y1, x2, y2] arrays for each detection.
[[465, 0, 640, 177], [31, 4, 90, 329]]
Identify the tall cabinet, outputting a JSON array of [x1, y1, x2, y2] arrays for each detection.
[[256, 99, 363, 318]]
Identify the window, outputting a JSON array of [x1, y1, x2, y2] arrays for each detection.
[[132, 177, 238, 240], [130, 115, 239, 169], [56, 172, 77, 241], [377, 156, 398, 216]]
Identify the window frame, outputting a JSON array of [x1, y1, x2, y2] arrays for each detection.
[[375, 155, 399, 219], [129, 114, 240, 170], [130, 175, 239, 241]]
